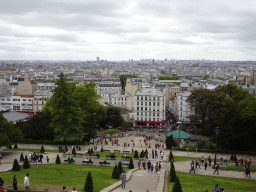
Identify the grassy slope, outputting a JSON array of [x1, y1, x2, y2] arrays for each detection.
[[0, 164, 129, 192]]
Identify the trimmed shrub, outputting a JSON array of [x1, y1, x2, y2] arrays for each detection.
[[9, 145, 12, 149], [140, 150, 144, 158], [84, 171, 94, 192], [23, 155, 30, 169], [72, 147, 76, 156], [234, 154, 237, 161], [65, 146, 68, 152], [134, 150, 138, 158], [172, 176, 182, 192], [145, 149, 148, 155], [79, 146, 81, 151], [40, 145, 45, 153], [100, 148, 103, 152], [169, 151, 174, 162], [20, 153, 24, 162], [102, 128, 121, 135], [56, 155, 61, 164], [12, 159, 21, 171], [118, 161, 123, 175], [90, 148, 93, 154], [88, 148, 91, 155], [230, 154, 233, 161], [129, 157, 134, 169], [14, 143, 18, 149], [112, 165, 120, 179], [170, 162, 176, 182]]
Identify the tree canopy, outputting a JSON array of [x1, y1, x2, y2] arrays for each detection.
[[159, 76, 179, 80]]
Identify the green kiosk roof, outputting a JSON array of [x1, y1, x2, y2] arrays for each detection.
[[166, 130, 191, 139]]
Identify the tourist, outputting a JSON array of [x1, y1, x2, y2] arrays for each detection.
[[214, 163, 219, 175], [155, 163, 159, 174], [60, 186, 67, 192], [189, 161, 195, 173], [204, 160, 208, 170], [147, 160, 151, 173], [138, 159, 141, 169], [46, 156, 49, 163], [24, 173, 30, 191], [13, 175, 18, 190], [71, 187, 77, 192], [212, 184, 221, 192], [150, 165, 154, 173], [0, 153, 2, 165], [0, 177, 4, 192], [121, 170, 126, 189]]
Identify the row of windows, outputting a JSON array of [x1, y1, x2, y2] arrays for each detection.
[[137, 112, 161, 117], [112, 98, 127, 101], [136, 107, 164, 111], [137, 117, 159, 121], [99, 84, 121, 87], [137, 96, 162, 101], [1, 98, 32, 102], [137, 101, 163, 106], [38, 86, 54, 89]]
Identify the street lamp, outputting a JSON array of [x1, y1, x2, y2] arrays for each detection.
[[214, 127, 219, 167]]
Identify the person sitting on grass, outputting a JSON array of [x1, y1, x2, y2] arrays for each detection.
[[212, 184, 221, 192]]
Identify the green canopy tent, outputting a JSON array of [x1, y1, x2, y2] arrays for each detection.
[[166, 130, 191, 139]]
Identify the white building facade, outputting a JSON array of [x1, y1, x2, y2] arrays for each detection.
[[174, 91, 192, 122]]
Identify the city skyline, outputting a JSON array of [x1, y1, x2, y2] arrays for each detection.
[[1, 0, 256, 61]]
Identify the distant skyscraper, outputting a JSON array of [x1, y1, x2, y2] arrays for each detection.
[[96, 57, 99, 63]]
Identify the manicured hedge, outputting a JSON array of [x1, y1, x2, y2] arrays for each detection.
[[20, 139, 85, 145]]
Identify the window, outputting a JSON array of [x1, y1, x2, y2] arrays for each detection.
[[149, 107, 151, 111], [137, 112, 139, 115], [153, 113, 155, 116], [23, 99, 26, 101], [137, 96, 139, 100], [145, 112, 147, 116], [145, 107, 147, 111], [141, 107, 143, 110], [137, 107, 139, 110], [141, 112, 143, 116], [145, 97, 147, 100], [42, 101, 44, 105], [141, 102, 143, 105], [149, 117, 151, 121], [153, 118, 155, 121], [137, 117, 139, 120], [153, 102, 155, 106], [145, 102, 147, 106], [149, 102, 151, 106], [1, 99, 5, 101], [28, 99, 32, 101], [137, 101, 139, 105], [141, 96, 143, 100], [157, 113, 159, 117], [157, 102, 159, 106], [7, 99, 10, 101], [13, 106, 20, 110], [153, 97, 155, 100], [149, 112, 151, 116], [145, 117, 147, 121]]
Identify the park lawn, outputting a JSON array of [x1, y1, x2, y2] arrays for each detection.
[[0, 164, 129, 192], [85, 152, 139, 159], [220, 165, 256, 172], [173, 156, 233, 163], [168, 171, 256, 192], [4, 148, 59, 153]]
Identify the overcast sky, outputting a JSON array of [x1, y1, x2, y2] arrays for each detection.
[[1, 0, 256, 61]]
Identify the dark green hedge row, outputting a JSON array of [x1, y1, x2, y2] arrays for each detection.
[[174, 147, 256, 156], [20, 139, 85, 145]]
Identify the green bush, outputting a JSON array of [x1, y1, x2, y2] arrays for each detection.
[[102, 129, 121, 135], [88, 148, 91, 155], [56, 155, 61, 164], [101, 148, 103, 152], [166, 135, 177, 149], [20, 139, 84, 145], [9, 145, 12, 149], [14, 143, 18, 149], [170, 162, 176, 182], [84, 171, 94, 192], [134, 150, 138, 158], [230, 154, 234, 161], [12, 159, 21, 171], [40, 145, 45, 153], [20, 153, 24, 161], [72, 147, 76, 156], [196, 139, 208, 149], [129, 157, 134, 169], [169, 151, 174, 162], [65, 146, 68, 152], [90, 148, 93, 154], [172, 176, 182, 192], [79, 146, 81, 151], [112, 165, 120, 179], [118, 161, 123, 175], [23, 155, 30, 169]]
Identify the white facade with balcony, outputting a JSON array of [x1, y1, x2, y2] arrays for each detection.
[[174, 91, 192, 122]]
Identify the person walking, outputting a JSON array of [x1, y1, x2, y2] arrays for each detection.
[[147, 160, 151, 173], [189, 161, 195, 173], [138, 159, 141, 169], [13, 175, 18, 190], [24, 173, 30, 191], [204, 161, 208, 170], [0, 153, 2, 165], [121, 170, 126, 189], [214, 163, 219, 175]]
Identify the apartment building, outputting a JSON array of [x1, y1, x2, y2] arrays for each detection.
[[174, 91, 192, 122], [34, 92, 53, 112], [134, 89, 166, 127], [97, 81, 121, 94], [165, 86, 182, 107]]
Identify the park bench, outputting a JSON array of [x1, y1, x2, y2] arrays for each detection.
[[123, 150, 130, 153], [114, 150, 121, 153], [89, 154, 100, 158], [75, 151, 88, 157], [121, 156, 132, 161], [106, 155, 116, 159], [82, 160, 94, 165], [99, 162, 111, 166], [103, 150, 110, 152], [122, 163, 130, 167], [64, 159, 76, 164]]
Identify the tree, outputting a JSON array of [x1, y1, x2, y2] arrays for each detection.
[[19, 110, 54, 140], [44, 73, 83, 141], [119, 75, 127, 94], [170, 162, 176, 182], [129, 157, 134, 169], [14, 143, 18, 149], [72, 147, 76, 156], [134, 150, 138, 158], [187, 88, 226, 135], [74, 82, 107, 141], [12, 159, 21, 171], [112, 165, 120, 179], [118, 161, 123, 175], [56, 155, 61, 164], [100, 106, 124, 129], [40, 145, 45, 153], [166, 135, 176, 149], [168, 151, 174, 162], [202, 75, 209, 80], [159, 76, 180, 80], [23, 155, 30, 169], [84, 171, 94, 192], [0, 112, 23, 147], [172, 176, 182, 192]]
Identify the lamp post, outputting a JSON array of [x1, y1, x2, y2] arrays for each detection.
[[214, 127, 219, 167]]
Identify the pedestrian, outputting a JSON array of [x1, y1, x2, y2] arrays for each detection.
[[186, 147, 189, 153], [46, 156, 49, 163], [0, 154, 2, 165], [150, 165, 154, 173], [147, 160, 151, 173], [155, 163, 159, 174], [189, 161, 195, 173], [204, 161, 208, 170], [214, 163, 219, 175], [0, 177, 4, 192], [24, 173, 30, 191], [121, 170, 126, 189], [60, 186, 67, 192], [71, 187, 77, 192], [245, 164, 251, 179], [208, 156, 212, 166], [138, 160, 141, 169], [13, 175, 18, 190]]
